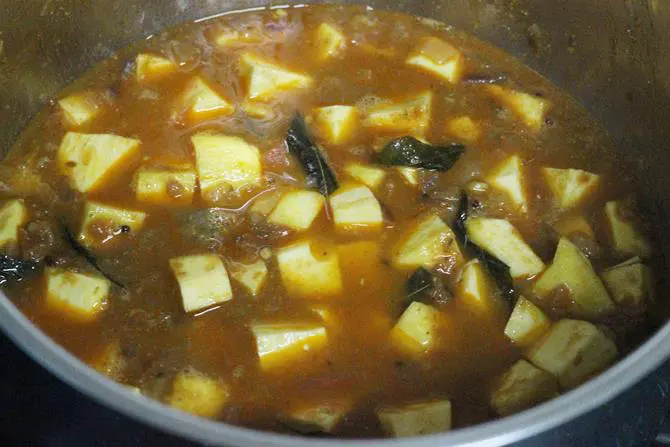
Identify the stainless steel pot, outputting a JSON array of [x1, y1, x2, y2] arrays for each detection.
[[1, 1, 669, 445]]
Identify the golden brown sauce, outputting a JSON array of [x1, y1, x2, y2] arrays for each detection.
[[1, 5, 657, 438]]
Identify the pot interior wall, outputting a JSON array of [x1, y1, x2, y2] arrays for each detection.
[[2, 0, 668, 320]]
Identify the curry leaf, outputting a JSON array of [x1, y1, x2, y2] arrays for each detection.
[[453, 192, 516, 301], [285, 114, 339, 196], [377, 136, 465, 171], [62, 224, 125, 288]]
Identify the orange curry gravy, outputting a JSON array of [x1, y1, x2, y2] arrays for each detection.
[[1, 4, 657, 438]]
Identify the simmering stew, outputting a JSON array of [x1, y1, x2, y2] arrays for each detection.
[[1, 5, 658, 438]]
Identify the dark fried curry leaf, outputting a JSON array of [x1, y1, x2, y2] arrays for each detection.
[[453, 192, 516, 301], [403, 267, 454, 310], [62, 224, 125, 288], [377, 136, 465, 171], [285, 114, 339, 196]]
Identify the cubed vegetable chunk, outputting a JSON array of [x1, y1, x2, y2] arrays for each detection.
[[213, 27, 264, 47], [465, 217, 544, 278], [58, 92, 105, 128], [268, 190, 325, 231], [396, 167, 421, 187], [191, 133, 262, 204], [312, 105, 358, 145], [315, 23, 346, 60], [504, 296, 551, 348], [92, 342, 127, 380], [79, 201, 147, 248], [249, 188, 285, 218], [377, 399, 452, 437], [392, 214, 462, 270], [406, 37, 463, 84], [251, 323, 328, 371], [362, 91, 432, 136], [542, 167, 600, 209], [329, 183, 383, 231], [276, 239, 343, 298], [344, 163, 385, 190], [533, 237, 615, 318], [0, 199, 28, 251], [229, 260, 268, 296], [488, 155, 528, 213], [553, 215, 594, 238], [135, 167, 197, 206], [135, 53, 176, 81], [281, 399, 351, 433], [46, 268, 110, 321], [169, 254, 233, 313], [176, 77, 234, 123], [526, 319, 618, 389], [57, 132, 141, 193], [604, 200, 651, 258], [486, 85, 550, 130], [240, 53, 313, 101], [168, 370, 230, 417], [391, 302, 444, 355], [491, 360, 559, 416], [457, 260, 496, 316], [601, 258, 652, 307], [447, 116, 481, 143]]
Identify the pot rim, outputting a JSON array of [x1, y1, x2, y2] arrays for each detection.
[[1, 291, 669, 446]]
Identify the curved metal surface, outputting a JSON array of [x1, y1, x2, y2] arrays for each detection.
[[1, 0, 669, 445]]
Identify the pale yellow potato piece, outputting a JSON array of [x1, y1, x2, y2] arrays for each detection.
[[543, 167, 600, 209], [168, 370, 230, 418], [135, 53, 176, 81], [46, 268, 110, 321], [392, 214, 462, 270], [312, 105, 358, 145], [57, 132, 141, 193], [553, 215, 595, 238], [601, 258, 652, 308], [533, 237, 615, 318], [504, 296, 552, 348], [229, 260, 268, 296], [78, 201, 147, 248], [276, 239, 343, 298], [457, 260, 496, 316], [491, 359, 559, 416], [249, 188, 285, 218], [240, 52, 313, 101], [251, 323, 328, 371], [329, 183, 383, 231], [135, 167, 196, 206], [390, 302, 444, 355], [378, 399, 452, 437], [0, 199, 28, 251], [447, 116, 481, 143], [58, 92, 105, 128], [487, 85, 550, 130], [281, 399, 351, 433], [362, 91, 433, 135], [604, 200, 651, 258], [465, 217, 544, 278], [177, 77, 234, 123], [488, 155, 528, 213], [315, 23, 346, 60], [268, 190, 325, 231], [169, 254, 233, 313], [92, 342, 127, 380], [396, 167, 421, 188], [191, 133, 262, 203], [343, 163, 385, 190], [526, 319, 618, 389], [406, 37, 463, 84]]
